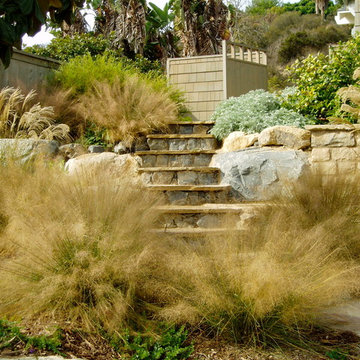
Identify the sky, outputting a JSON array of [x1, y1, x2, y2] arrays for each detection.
[[22, 0, 168, 47]]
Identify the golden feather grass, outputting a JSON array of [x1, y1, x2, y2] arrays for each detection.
[[0, 87, 71, 142], [76, 77, 178, 146]]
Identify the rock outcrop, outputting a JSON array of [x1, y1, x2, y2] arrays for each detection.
[[221, 131, 258, 152], [211, 148, 310, 200], [0, 139, 59, 162], [65, 152, 141, 181]]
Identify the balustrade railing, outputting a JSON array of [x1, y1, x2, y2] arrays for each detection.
[[222, 40, 267, 65]]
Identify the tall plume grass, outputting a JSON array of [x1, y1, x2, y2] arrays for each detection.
[[0, 160, 161, 332], [148, 173, 360, 345], [36, 87, 86, 140], [76, 77, 178, 146], [0, 164, 359, 348], [0, 87, 70, 142]]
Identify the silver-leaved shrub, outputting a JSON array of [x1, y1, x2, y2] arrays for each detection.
[[210, 89, 309, 140]]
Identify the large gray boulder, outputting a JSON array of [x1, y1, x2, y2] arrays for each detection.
[[0, 139, 59, 163], [211, 148, 310, 200]]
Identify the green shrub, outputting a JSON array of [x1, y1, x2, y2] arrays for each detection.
[[52, 54, 183, 111], [25, 33, 163, 75], [278, 25, 349, 64], [210, 89, 308, 139], [0, 319, 62, 354], [25, 33, 118, 62], [286, 35, 360, 120], [110, 326, 193, 360]]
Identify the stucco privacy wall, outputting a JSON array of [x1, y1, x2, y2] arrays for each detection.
[[167, 41, 268, 122], [307, 124, 360, 175], [0, 49, 60, 93]]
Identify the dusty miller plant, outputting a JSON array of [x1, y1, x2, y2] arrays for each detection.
[[210, 89, 309, 140]]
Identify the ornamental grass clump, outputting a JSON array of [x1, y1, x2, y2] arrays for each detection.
[[150, 172, 360, 345], [76, 77, 178, 146], [0, 160, 161, 332], [210, 89, 308, 140], [0, 87, 70, 142]]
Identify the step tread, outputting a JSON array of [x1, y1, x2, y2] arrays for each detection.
[[135, 150, 216, 155], [168, 121, 215, 125], [147, 134, 215, 139], [147, 185, 231, 191], [156, 203, 266, 213], [153, 228, 241, 235], [138, 166, 219, 172]]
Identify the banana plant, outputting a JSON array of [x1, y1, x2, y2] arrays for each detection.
[[145, 1, 179, 62]]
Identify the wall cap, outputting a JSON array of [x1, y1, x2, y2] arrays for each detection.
[[305, 124, 356, 131]]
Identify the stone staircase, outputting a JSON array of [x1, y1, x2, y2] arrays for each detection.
[[135, 121, 261, 237]]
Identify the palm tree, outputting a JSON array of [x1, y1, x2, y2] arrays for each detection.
[[94, 0, 146, 55], [174, 0, 229, 56]]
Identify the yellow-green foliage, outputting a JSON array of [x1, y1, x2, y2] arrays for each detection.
[[49, 54, 185, 145], [337, 67, 360, 121], [0, 87, 70, 142], [76, 78, 178, 146]]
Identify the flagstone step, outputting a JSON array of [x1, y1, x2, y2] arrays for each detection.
[[153, 227, 243, 237], [148, 185, 231, 191], [139, 167, 220, 185], [156, 203, 265, 213], [136, 150, 216, 167], [147, 185, 233, 205], [156, 203, 263, 229], [168, 121, 215, 135], [146, 134, 217, 151]]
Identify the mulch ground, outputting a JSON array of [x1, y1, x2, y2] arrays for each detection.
[[1, 326, 360, 359]]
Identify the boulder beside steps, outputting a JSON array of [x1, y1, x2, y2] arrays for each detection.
[[135, 121, 263, 237]]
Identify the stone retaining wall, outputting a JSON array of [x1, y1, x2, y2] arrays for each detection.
[[306, 125, 360, 175]]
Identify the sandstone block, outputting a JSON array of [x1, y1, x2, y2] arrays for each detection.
[[258, 126, 310, 150], [311, 131, 355, 147], [221, 131, 258, 152], [330, 147, 360, 161], [311, 148, 331, 162]]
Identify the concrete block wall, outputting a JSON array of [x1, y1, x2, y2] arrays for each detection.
[[167, 55, 224, 121], [0, 49, 60, 93], [307, 125, 360, 175]]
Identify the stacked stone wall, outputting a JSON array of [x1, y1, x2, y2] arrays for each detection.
[[307, 125, 360, 175]]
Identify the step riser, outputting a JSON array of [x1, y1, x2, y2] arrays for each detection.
[[169, 124, 213, 135], [158, 213, 242, 229], [141, 171, 219, 185], [140, 153, 214, 167], [160, 190, 230, 205], [147, 138, 217, 151]]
